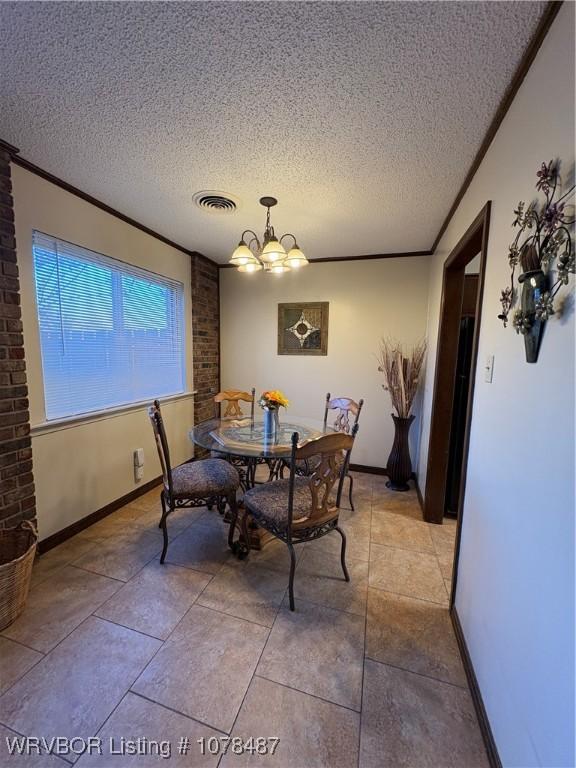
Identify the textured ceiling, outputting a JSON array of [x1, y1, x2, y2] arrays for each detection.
[[0, 1, 546, 262]]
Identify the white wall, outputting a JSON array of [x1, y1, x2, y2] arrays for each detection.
[[220, 257, 430, 469], [13, 166, 195, 539], [418, 6, 575, 766]]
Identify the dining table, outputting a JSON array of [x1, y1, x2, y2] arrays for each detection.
[[190, 415, 335, 549]]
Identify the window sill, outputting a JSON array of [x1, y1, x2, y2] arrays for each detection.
[[30, 391, 197, 437]]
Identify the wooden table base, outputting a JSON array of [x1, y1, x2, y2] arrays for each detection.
[[223, 506, 275, 551]]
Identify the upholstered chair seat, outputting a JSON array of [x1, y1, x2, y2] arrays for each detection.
[[171, 459, 239, 498], [243, 477, 314, 530]]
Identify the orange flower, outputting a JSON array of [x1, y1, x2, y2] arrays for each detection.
[[259, 389, 289, 408]]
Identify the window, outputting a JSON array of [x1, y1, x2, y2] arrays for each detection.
[[32, 232, 185, 420]]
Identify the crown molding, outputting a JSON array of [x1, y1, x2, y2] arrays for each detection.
[[0, 138, 20, 156], [3, 149, 216, 268], [219, 249, 431, 267]]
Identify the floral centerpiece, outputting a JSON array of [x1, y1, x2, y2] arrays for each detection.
[[258, 390, 289, 437], [498, 160, 574, 362], [258, 390, 289, 411]]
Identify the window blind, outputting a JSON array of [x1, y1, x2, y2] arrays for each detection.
[[32, 231, 186, 420]]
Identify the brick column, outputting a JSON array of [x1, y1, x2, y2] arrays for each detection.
[[191, 253, 220, 443], [0, 140, 35, 528]]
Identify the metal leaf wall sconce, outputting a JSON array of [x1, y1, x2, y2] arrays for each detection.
[[498, 160, 575, 362]]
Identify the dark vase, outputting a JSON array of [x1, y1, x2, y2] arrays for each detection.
[[519, 268, 548, 363], [386, 414, 415, 492]]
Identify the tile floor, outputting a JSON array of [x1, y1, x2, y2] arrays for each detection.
[[0, 472, 489, 767]]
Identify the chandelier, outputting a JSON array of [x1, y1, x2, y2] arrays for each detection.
[[229, 196, 308, 273]]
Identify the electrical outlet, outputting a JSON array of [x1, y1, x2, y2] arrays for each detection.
[[134, 448, 144, 483], [484, 355, 494, 383]]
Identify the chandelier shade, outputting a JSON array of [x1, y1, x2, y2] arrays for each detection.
[[285, 246, 308, 268], [228, 197, 308, 274], [230, 243, 255, 266], [260, 238, 287, 263], [238, 261, 263, 273]]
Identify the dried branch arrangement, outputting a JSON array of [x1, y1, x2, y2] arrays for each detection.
[[377, 338, 426, 418]]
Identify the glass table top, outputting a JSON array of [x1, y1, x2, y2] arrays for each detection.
[[190, 416, 333, 459]]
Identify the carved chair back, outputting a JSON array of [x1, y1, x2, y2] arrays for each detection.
[[214, 388, 256, 420], [323, 393, 364, 434], [287, 425, 358, 533], [148, 399, 174, 499]]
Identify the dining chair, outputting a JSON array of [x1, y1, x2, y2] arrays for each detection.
[[231, 426, 359, 611], [148, 400, 240, 563], [211, 387, 256, 491], [290, 392, 364, 510], [323, 393, 364, 510], [214, 388, 256, 420]]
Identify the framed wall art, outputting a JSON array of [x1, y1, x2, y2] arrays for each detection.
[[277, 302, 329, 356]]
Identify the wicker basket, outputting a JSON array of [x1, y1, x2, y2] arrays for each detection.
[[0, 520, 37, 631]]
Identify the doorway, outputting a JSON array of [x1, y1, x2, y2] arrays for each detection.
[[424, 203, 491, 601], [445, 268, 479, 517]]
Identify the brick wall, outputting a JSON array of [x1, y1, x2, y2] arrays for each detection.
[[191, 253, 220, 440], [0, 142, 35, 528]]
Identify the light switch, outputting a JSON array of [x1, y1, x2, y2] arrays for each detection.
[[484, 355, 494, 383]]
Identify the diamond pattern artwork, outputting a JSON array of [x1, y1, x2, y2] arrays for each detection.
[[278, 302, 329, 356]]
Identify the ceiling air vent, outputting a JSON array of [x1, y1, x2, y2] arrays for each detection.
[[193, 190, 238, 214]]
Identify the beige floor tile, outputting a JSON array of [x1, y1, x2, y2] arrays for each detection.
[[371, 510, 434, 553], [229, 538, 304, 574], [197, 563, 286, 627], [2, 566, 121, 652], [338, 504, 372, 527], [31, 536, 99, 587], [164, 523, 233, 575], [73, 528, 162, 582], [371, 491, 423, 521], [257, 599, 365, 710], [296, 548, 368, 615], [305, 523, 370, 562], [128, 487, 164, 512], [132, 604, 269, 733], [86, 505, 151, 540], [133, 503, 208, 536], [76, 692, 221, 767], [0, 723, 70, 766], [0, 638, 43, 695], [437, 548, 455, 580], [345, 483, 373, 503], [95, 560, 211, 639], [365, 589, 466, 686], [338, 488, 372, 512], [360, 660, 489, 768], [0, 617, 161, 761], [429, 522, 457, 555], [369, 544, 448, 605], [221, 676, 360, 767], [194, 508, 230, 530]]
